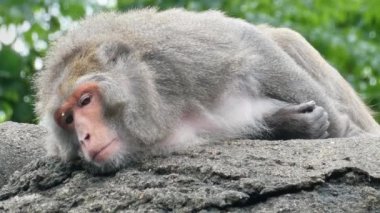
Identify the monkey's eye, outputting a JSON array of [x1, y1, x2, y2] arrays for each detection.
[[78, 93, 92, 107], [55, 110, 74, 129], [64, 113, 74, 125]]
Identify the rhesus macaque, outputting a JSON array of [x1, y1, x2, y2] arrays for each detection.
[[34, 8, 379, 172]]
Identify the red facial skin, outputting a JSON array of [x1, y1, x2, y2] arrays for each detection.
[[54, 83, 121, 164]]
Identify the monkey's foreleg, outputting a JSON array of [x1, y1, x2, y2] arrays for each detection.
[[263, 101, 330, 140], [158, 96, 330, 147]]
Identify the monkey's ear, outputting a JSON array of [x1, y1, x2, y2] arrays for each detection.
[[97, 41, 130, 64]]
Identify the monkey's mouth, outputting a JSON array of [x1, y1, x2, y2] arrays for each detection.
[[91, 138, 119, 163]]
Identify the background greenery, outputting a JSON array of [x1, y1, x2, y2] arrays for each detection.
[[0, 0, 379, 123]]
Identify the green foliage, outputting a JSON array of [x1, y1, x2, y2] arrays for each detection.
[[1, 0, 379, 123]]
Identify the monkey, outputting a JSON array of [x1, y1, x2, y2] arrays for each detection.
[[33, 8, 379, 172]]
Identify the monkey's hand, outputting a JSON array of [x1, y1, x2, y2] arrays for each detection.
[[265, 101, 330, 139]]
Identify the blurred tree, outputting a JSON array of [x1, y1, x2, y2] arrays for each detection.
[[0, 0, 379, 123]]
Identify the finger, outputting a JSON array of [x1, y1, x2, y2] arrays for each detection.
[[297, 101, 316, 113], [308, 106, 325, 120]]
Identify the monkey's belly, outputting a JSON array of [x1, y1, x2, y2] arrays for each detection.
[[161, 96, 276, 146]]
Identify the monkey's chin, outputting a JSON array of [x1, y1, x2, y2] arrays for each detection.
[[82, 152, 135, 175], [82, 141, 133, 174], [83, 161, 120, 175], [92, 139, 121, 163]]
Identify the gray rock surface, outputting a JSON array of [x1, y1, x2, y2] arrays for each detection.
[[0, 122, 45, 187], [0, 122, 379, 212]]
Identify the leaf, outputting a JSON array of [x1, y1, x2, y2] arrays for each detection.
[[0, 101, 13, 122], [59, 0, 85, 20], [0, 46, 23, 78], [49, 16, 60, 32]]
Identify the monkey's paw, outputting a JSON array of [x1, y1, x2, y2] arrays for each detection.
[[268, 101, 330, 139]]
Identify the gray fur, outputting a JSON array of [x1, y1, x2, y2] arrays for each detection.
[[34, 8, 379, 169]]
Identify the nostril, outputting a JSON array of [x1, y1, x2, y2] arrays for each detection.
[[84, 133, 90, 141], [80, 134, 90, 145]]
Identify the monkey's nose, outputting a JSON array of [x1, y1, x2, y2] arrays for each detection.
[[85, 133, 90, 140], [80, 133, 91, 145]]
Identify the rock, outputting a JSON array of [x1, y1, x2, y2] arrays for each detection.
[[0, 122, 379, 212], [0, 122, 45, 187]]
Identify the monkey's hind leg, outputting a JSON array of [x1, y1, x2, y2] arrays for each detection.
[[257, 25, 380, 137], [239, 27, 372, 137]]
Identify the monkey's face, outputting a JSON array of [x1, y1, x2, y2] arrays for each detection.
[[54, 82, 126, 169]]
